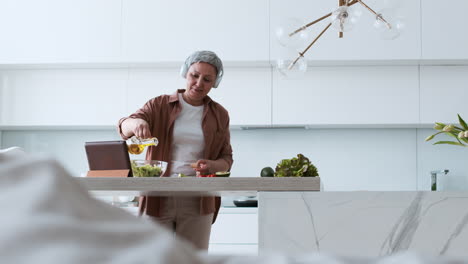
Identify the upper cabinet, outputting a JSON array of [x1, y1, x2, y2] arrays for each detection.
[[208, 68, 272, 126], [0, 0, 122, 64], [0, 69, 128, 126], [126, 68, 185, 115], [270, 0, 421, 62], [3, 0, 468, 64], [420, 66, 468, 124], [272, 66, 420, 125], [0, 0, 269, 65], [421, 0, 468, 60], [121, 0, 270, 63]]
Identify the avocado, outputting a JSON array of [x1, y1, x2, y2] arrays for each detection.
[[260, 167, 275, 177]]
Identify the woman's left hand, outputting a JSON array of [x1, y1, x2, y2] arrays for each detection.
[[192, 159, 215, 175]]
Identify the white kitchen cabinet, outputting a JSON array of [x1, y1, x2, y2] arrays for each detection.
[[0, 69, 127, 126], [126, 68, 185, 115], [122, 0, 269, 63], [270, 0, 421, 62], [0, 0, 121, 64], [421, 0, 468, 60], [420, 66, 468, 124], [272, 66, 419, 125], [209, 207, 258, 255], [210, 208, 258, 244]]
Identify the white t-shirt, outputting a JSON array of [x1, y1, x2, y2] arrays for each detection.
[[169, 93, 205, 176]]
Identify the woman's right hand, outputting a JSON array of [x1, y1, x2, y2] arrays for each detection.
[[122, 118, 152, 139], [132, 119, 152, 139]]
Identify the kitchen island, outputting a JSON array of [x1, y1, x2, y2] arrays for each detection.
[[76, 177, 468, 256], [76, 177, 321, 255], [259, 191, 468, 257]]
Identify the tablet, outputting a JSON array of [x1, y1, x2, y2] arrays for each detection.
[[84, 140, 132, 177]]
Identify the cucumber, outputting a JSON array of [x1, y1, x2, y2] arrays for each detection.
[[215, 171, 230, 177]]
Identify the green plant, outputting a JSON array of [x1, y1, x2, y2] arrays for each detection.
[[275, 153, 319, 177], [425, 114, 468, 147]]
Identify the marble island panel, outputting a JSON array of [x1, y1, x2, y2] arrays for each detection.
[[259, 191, 468, 257]]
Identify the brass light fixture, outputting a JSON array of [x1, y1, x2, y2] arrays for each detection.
[[277, 0, 404, 73]]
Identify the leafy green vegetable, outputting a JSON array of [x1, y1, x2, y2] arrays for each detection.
[[274, 153, 319, 177], [131, 161, 163, 177]]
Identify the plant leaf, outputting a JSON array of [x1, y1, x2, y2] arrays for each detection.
[[444, 132, 458, 139], [433, 141, 466, 147], [444, 132, 464, 143], [426, 131, 443, 142], [458, 114, 468, 130]]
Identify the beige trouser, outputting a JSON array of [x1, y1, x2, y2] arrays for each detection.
[[145, 196, 214, 250]]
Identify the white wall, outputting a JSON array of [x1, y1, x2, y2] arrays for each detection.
[[1, 130, 120, 177], [231, 128, 418, 191]]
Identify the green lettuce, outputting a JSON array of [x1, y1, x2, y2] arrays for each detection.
[[131, 161, 162, 177], [275, 154, 319, 177]]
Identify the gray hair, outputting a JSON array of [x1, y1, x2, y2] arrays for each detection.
[[180, 50, 224, 88]]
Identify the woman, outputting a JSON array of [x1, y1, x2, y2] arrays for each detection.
[[117, 50, 233, 250]]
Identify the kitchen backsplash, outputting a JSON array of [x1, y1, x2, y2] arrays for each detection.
[[2, 128, 467, 191]]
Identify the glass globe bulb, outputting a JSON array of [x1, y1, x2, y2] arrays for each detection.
[[276, 53, 307, 79], [275, 17, 309, 49], [330, 5, 361, 32], [373, 8, 404, 40]]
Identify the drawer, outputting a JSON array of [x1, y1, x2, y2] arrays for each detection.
[[210, 212, 258, 244]]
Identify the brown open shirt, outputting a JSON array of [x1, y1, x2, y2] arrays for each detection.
[[117, 89, 233, 223]]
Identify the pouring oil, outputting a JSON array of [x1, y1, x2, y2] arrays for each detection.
[[127, 137, 158, 155]]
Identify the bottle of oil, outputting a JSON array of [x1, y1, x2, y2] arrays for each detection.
[[127, 136, 158, 155]]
